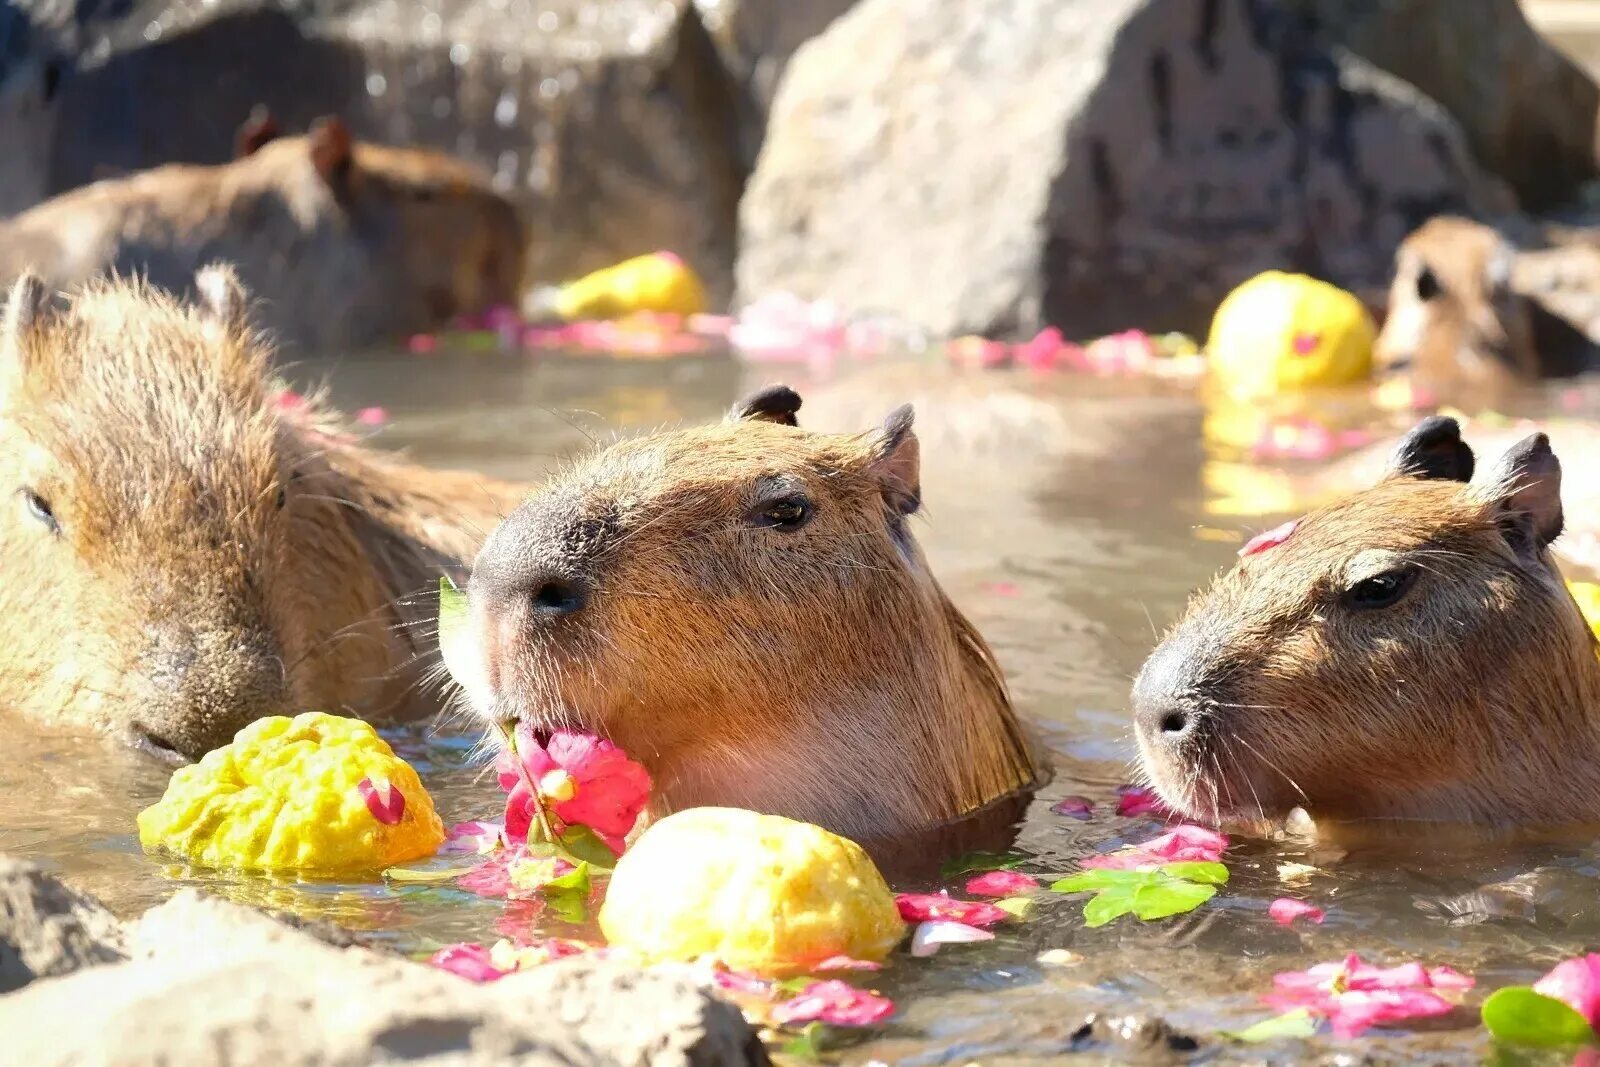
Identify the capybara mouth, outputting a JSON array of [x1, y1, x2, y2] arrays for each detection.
[[125, 725, 193, 767]]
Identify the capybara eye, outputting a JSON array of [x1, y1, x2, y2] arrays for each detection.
[[19, 489, 59, 536], [1415, 265, 1442, 302], [750, 495, 811, 532], [1343, 567, 1417, 610]]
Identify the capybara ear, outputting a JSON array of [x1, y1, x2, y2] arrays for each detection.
[[728, 384, 802, 426], [308, 115, 354, 186], [2, 272, 50, 359], [194, 264, 249, 335], [1478, 432, 1563, 553], [1385, 416, 1475, 484], [866, 404, 920, 516], [234, 106, 281, 159]]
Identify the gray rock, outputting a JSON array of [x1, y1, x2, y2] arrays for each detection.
[[737, 0, 1512, 341], [0, 889, 767, 1067], [0, 0, 744, 302], [0, 856, 127, 994], [1290, 0, 1600, 212]]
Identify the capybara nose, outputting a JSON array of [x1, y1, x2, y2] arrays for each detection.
[[1131, 637, 1203, 747], [134, 625, 290, 760]]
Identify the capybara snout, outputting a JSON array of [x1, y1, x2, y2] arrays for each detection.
[[450, 384, 1042, 848], [1135, 415, 1600, 829]]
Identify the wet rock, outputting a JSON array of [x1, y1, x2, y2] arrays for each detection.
[[1, 890, 769, 1066], [1289, 0, 1600, 212], [0, 856, 127, 994], [738, 0, 1511, 341], [1068, 1012, 1201, 1064], [693, 0, 859, 166], [1, 0, 744, 302]]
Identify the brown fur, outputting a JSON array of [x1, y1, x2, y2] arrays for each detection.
[[444, 389, 1043, 850], [1375, 216, 1596, 397], [0, 116, 525, 352], [0, 270, 528, 760], [1135, 419, 1600, 829]]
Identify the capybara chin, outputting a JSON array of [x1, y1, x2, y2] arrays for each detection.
[[0, 269, 527, 762], [1134, 416, 1600, 829], [444, 385, 1044, 850], [0, 114, 526, 352]]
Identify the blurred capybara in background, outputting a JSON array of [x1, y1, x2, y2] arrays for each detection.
[[1134, 417, 1600, 830], [443, 384, 1045, 858], [0, 269, 528, 762], [1375, 216, 1596, 396], [0, 114, 526, 352]]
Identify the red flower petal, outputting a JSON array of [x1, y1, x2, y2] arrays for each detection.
[[1535, 954, 1600, 1028], [428, 943, 510, 983], [1050, 796, 1094, 820], [357, 777, 405, 825], [1269, 898, 1326, 926], [771, 980, 895, 1028], [1240, 519, 1300, 558], [894, 893, 1008, 928], [964, 870, 1040, 898], [1113, 785, 1173, 818]]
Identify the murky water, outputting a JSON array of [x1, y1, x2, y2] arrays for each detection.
[[4, 342, 1600, 1064]]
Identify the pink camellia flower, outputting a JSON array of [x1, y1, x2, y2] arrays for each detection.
[[1264, 953, 1473, 1039], [895, 892, 1009, 928], [1269, 898, 1326, 926], [1533, 954, 1600, 1029], [1082, 825, 1228, 870], [1051, 796, 1094, 820], [1114, 785, 1173, 818], [772, 980, 896, 1028], [429, 943, 511, 983], [497, 726, 652, 853], [965, 870, 1040, 898]]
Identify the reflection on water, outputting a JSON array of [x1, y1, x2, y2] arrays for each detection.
[[4, 342, 1600, 1063]]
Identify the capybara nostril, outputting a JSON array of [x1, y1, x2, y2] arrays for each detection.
[[1160, 710, 1190, 736], [531, 576, 589, 617]]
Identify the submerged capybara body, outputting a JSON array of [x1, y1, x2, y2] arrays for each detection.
[[0, 116, 525, 352], [1375, 216, 1597, 396], [0, 270, 528, 761], [1135, 416, 1600, 829], [444, 386, 1044, 852]]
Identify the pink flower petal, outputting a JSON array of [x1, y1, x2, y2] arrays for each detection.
[[1264, 954, 1472, 1038], [910, 920, 995, 957], [1084, 824, 1227, 869], [812, 956, 884, 972], [497, 727, 652, 847], [357, 777, 405, 825], [408, 334, 438, 354], [1114, 785, 1173, 818], [1269, 898, 1326, 926], [895, 893, 1009, 928], [964, 870, 1040, 898], [440, 821, 504, 855], [1292, 332, 1321, 355], [429, 943, 510, 983], [1534, 954, 1600, 1028], [771, 980, 895, 1028], [1051, 796, 1094, 820], [1240, 519, 1300, 557], [354, 406, 388, 426]]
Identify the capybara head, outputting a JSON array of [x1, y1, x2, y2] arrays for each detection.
[[0, 270, 450, 761], [1134, 416, 1600, 828], [246, 115, 525, 330], [446, 386, 1041, 844], [1374, 216, 1536, 393]]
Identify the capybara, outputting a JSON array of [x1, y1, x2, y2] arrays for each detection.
[[1134, 416, 1600, 829], [445, 385, 1044, 852], [1375, 216, 1595, 395], [0, 269, 528, 762], [0, 114, 525, 352]]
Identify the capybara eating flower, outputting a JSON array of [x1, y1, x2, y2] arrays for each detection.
[[1134, 416, 1600, 828], [0, 114, 525, 352], [444, 385, 1044, 850], [0, 269, 527, 761]]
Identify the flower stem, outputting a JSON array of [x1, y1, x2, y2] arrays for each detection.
[[504, 722, 562, 846]]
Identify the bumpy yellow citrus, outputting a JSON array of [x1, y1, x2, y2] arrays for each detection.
[[1207, 270, 1375, 397], [1571, 581, 1600, 642], [137, 712, 445, 873], [598, 807, 905, 974], [553, 251, 708, 320]]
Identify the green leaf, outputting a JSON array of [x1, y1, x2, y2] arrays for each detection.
[[381, 863, 482, 885], [1131, 879, 1216, 920], [995, 895, 1035, 920], [555, 826, 619, 871], [940, 851, 1028, 878], [544, 861, 592, 895], [1160, 861, 1229, 885], [438, 574, 468, 636], [1082, 885, 1138, 928], [1050, 868, 1152, 894], [779, 1022, 828, 1061], [1482, 987, 1598, 1049], [1224, 1009, 1319, 1044]]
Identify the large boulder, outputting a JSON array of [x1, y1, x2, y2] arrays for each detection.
[[1293, 0, 1600, 212], [0, 857, 127, 993], [0, 889, 769, 1067], [737, 0, 1513, 341], [0, 0, 744, 302]]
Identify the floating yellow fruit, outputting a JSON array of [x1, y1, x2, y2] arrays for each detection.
[[1207, 271, 1375, 397], [1571, 581, 1600, 641], [553, 251, 708, 320], [598, 807, 905, 974], [137, 712, 444, 873]]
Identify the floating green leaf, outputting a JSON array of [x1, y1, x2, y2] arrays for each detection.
[[555, 826, 620, 871], [381, 863, 482, 885], [940, 850, 1028, 879], [1223, 1009, 1319, 1044], [542, 861, 593, 924], [995, 895, 1035, 920], [544, 861, 592, 895], [1482, 987, 1597, 1049], [1050, 863, 1225, 927], [438, 575, 468, 643], [779, 1022, 827, 1061]]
